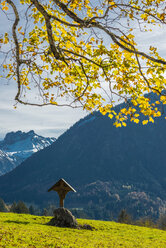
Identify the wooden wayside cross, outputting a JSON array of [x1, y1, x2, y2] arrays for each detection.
[[48, 178, 76, 208]]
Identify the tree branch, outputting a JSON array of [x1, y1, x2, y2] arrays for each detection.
[[6, 0, 22, 103], [31, 0, 60, 60]]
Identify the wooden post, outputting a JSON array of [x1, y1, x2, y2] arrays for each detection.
[[60, 197, 64, 208], [58, 190, 66, 208]]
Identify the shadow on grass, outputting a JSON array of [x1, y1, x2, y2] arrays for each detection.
[[5, 220, 30, 225]]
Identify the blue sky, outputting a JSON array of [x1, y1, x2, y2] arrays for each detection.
[[0, 82, 86, 139], [0, 3, 166, 139], [0, 4, 87, 139]]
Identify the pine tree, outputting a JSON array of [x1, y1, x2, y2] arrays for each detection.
[[29, 205, 35, 215], [118, 209, 132, 224], [10, 201, 17, 213], [0, 198, 7, 212], [10, 201, 29, 214], [16, 201, 29, 214]]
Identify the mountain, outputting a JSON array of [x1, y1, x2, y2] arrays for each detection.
[[0, 130, 56, 175], [0, 99, 166, 219], [0, 150, 16, 175]]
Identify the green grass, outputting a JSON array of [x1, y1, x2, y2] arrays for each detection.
[[0, 213, 166, 247]]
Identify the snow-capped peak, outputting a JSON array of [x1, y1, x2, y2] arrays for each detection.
[[0, 130, 56, 175]]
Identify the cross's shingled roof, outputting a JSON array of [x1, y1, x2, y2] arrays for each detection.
[[48, 178, 76, 193]]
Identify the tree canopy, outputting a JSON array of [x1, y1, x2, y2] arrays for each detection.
[[0, 0, 166, 126]]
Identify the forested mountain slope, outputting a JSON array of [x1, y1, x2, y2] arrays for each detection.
[[0, 100, 166, 218]]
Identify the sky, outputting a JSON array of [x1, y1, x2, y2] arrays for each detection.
[[0, 82, 87, 139], [0, 2, 166, 140], [0, 5, 87, 139]]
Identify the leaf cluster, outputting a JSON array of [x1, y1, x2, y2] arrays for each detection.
[[0, 0, 166, 125]]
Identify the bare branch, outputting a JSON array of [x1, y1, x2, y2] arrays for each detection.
[[6, 0, 22, 103]]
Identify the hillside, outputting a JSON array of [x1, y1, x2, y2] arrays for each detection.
[[0, 212, 166, 247], [0, 130, 56, 175], [1, 98, 166, 218]]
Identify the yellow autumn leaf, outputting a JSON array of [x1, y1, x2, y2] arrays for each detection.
[[149, 117, 154, 123], [108, 113, 113, 119], [122, 122, 126, 127], [142, 120, 148, 125]]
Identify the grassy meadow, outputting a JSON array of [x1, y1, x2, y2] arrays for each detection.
[[0, 212, 166, 247]]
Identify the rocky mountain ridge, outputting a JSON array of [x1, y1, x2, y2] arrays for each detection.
[[0, 130, 56, 175]]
